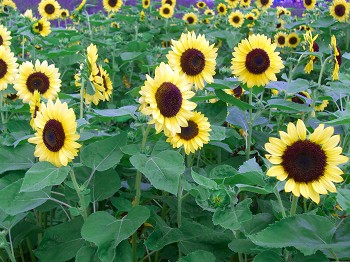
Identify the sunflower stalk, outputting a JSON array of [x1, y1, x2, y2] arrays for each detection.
[[290, 195, 299, 216], [246, 89, 253, 160], [0, 231, 16, 262], [274, 187, 286, 218], [69, 169, 88, 220], [79, 76, 85, 119], [0, 91, 5, 125]]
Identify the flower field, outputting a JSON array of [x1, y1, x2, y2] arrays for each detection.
[[0, 0, 350, 261]]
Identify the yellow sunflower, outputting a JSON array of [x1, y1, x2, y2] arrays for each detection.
[[38, 0, 61, 20], [87, 43, 100, 78], [289, 91, 311, 105], [204, 9, 215, 16], [287, 32, 301, 48], [97, 65, 113, 101], [166, 111, 211, 155], [22, 9, 36, 21], [159, 4, 174, 18], [217, 3, 227, 15], [224, 85, 244, 99], [75, 0, 86, 11], [330, 0, 350, 22], [231, 34, 284, 88], [60, 9, 69, 20], [29, 90, 41, 129], [228, 10, 244, 28], [226, 0, 239, 8], [265, 119, 349, 204], [14, 60, 61, 103], [140, 10, 145, 21], [162, 0, 176, 7], [240, 0, 251, 8], [0, 46, 17, 91], [303, 0, 316, 10], [276, 19, 285, 29], [274, 31, 288, 48], [183, 12, 198, 25], [103, 0, 123, 13], [276, 6, 290, 17], [0, 25, 12, 49], [28, 99, 81, 167], [32, 18, 51, 37], [256, 0, 273, 10], [315, 100, 329, 112], [84, 78, 105, 105], [303, 30, 319, 74], [245, 12, 256, 21], [139, 62, 196, 136], [142, 0, 151, 8], [196, 1, 206, 8], [330, 35, 341, 80], [166, 31, 218, 90], [2, 0, 17, 11]]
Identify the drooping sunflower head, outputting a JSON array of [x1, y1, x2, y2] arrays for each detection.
[[217, 3, 227, 15], [183, 12, 198, 25], [86, 43, 99, 76], [0, 25, 12, 49], [159, 4, 174, 18], [32, 18, 51, 37], [142, 0, 150, 8], [103, 0, 123, 13], [228, 10, 244, 28], [29, 90, 41, 129], [330, 35, 341, 80], [303, 0, 316, 10], [330, 0, 350, 22], [303, 31, 319, 74], [315, 100, 329, 112], [0, 46, 18, 91], [166, 111, 211, 155], [240, 0, 251, 8], [14, 60, 61, 103], [166, 31, 218, 90], [139, 62, 197, 136], [60, 9, 69, 20], [265, 120, 349, 204], [231, 34, 284, 88], [38, 0, 61, 20], [287, 32, 301, 48], [196, 1, 206, 8], [28, 99, 81, 167], [226, 0, 239, 8], [274, 31, 288, 48], [256, 0, 273, 10]]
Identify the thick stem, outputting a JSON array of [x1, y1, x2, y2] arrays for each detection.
[[79, 77, 85, 119], [274, 187, 286, 218], [290, 195, 299, 216], [246, 90, 253, 160], [69, 170, 88, 220]]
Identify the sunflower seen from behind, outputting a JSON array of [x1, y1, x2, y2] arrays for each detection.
[[166, 111, 211, 155], [183, 12, 198, 25], [265, 119, 349, 204], [28, 99, 81, 167], [231, 34, 284, 88], [0, 46, 18, 91], [330, 0, 350, 22], [159, 4, 174, 18], [228, 10, 244, 28], [139, 62, 196, 136], [38, 0, 61, 20], [303, 0, 316, 10], [32, 18, 51, 37], [14, 60, 61, 103], [103, 0, 123, 13]]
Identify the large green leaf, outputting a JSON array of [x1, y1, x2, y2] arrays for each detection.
[[267, 99, 313, 112], [130, 151, 185, 195], [178, 250, 216, 262], [336, 188, 350, 213], [81, 133, 127, 172], [215, 89, 254, 110], [191, 169, 217, 189], [0, 179, 50, 215], [34, 217, 85, 262], [0, 144, 35, 174], [253, 251, 283, 262], [21, 162, 71, 192], [81, 206, 150, 262], [249, 214, 335, 255], [89, 169, 121, 202]]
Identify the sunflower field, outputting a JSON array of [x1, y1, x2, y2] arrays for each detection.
[[0, 0, 349, 261]]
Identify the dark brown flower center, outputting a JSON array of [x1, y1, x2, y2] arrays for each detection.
[[155, 82, 182, 117], [0, 36, 3, 46], [108, 0, 118, 7], [61, 11, 67, 17], [144, 0, 149, 6], [43, 119, 66, 152], [276, 23, 282, 28], [165, 0, 173, 5], [335, 4, 345, 16], [289, 36, 298, 45], [233, 85, 243, 98], [279, 10, 285, 17], [312, 42, 319, 52], [304, 0, 312, 6], [44, 4, 55, 15], [291, 92, 308, 104], [178, 120, 199, 140], [247, 15, 254, 20], [245, 48, 270, 74], [282, 140, 327, 183], [26, 72, 50, 94], [35, 22, 44, 32], [219, 6, 225, 12], [163, 7, 170, 14], [261, 0, 269, 6], [180, 48, 205, 76], [232, 15, 240, 23], [0, 59, 8, 79], [336, 47, 342, 66], [277, 36, 285, 45], [187, 16, 194, 24]]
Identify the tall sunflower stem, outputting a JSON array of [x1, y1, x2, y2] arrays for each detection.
[[274, 187, 286, 218], [290, 195, 299, 216], [0, 91, 5, 125], [79, 76, 85, 119], [177, 176, 183, 258], [0, 231, 16, 262], [69, 169, 88, 220], [246, 89, 253, 160]]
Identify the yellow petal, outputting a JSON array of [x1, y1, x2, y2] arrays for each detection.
[[299, 183, 309, 198], [285, 179, 295, 192], [287, 122, 298, 142], [308, 185, 320, 204], [266, 165, 285, 177], [296, 119, 306, 141], [312, 180, 328, 194], [265, 143, 283, 156]]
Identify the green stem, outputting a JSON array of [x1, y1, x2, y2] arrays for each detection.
[[19, 242, 25, 262], [177, 178, 183, 258], [346, 27, 349, 51], [69, 170, 88, 220], [0, 232, 15, 262], [26, 238, 36, 262], [246, 89, 253, 160], [274, 187, 286, 218], [0, 91, 5, 125], [79, 77, 85, 119], [328, 248, 339, 262], [290, 195, 299, 216]]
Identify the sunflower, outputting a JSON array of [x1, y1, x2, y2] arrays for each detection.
[[204, 9, 215, 16], [276, 6, 290, 17], [38, 0, 61, 20], [276, 19, 285, 29], [330, 35, 341, 80], [274, 32, 288, 48], [22, 9, 36, 21], [140, 10, 146, 21], [245, 12, 256, 21], [224, 85, 244, 99], [330, 0, 350, 22], [32, 18, 51, 37], [162, 0, 176, 7], [226, 0, 239, 8], [290, 91, 311, 105], [240, 0, 251, 8], [29, 90, 41, 129], [142, 0, 150, 8], [60, 9, 69, 20], [0, 46, 18, 91], [28, 99, 81, 167], [159, 4, 174, 18], [14, 60, 61, 103], [251, 8, 260, 17], [97, 65, 113, 101], [265, 119, 348, 204], [103, 0, 123, 13], [228, 10, 244, 28], [84, 78, 105, 105], [256, 0, 273, 10], [139, 62, 196, 136], [0, 25, 12, 49], [315, 100, 329, 112], [166, 111, 211, 155], [166, 31, 218, 90], [231, 34, 284, 88], [196, 1, 206, 8], [287, 32, 301, 48], [183, 12, 198, 25], [87, 44, 100, 78], [2, 0, 17, 11], [217, 3, 227, 15], [75, 0, 87, 11], [303, 0, 316, 10], [303, 31, 319, 74]]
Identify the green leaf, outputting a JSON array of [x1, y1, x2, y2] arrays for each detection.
[[228, 239, 259, 254], [21, 162, 70, 192], [120, 52, 143, 61], [0, 144, 35, 174], [81, 133, 127, 172], [196, 100, 227, 126], [34, 217, 85, 262], [0, 212, 27, 230], [336, 188, 350, 213], [81, 206, 150, 262], [75, 245, 97, 262], [267, 99, 313, 112], [253, 251, 283, 262], [191, 169, 217, 189], [178, 250, 216, 262], [0, 179, 50, 215], [209, 125, 226, 141], [114, 241, 133, 262], [130, 151, 185, 195], [249, 214, 335, 255], [325, 115, 350, 125], [85, 79, 96, 95], [215, 89, 254, 110], [93, 106, 137, 122], [89, 169, 121, 202]]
